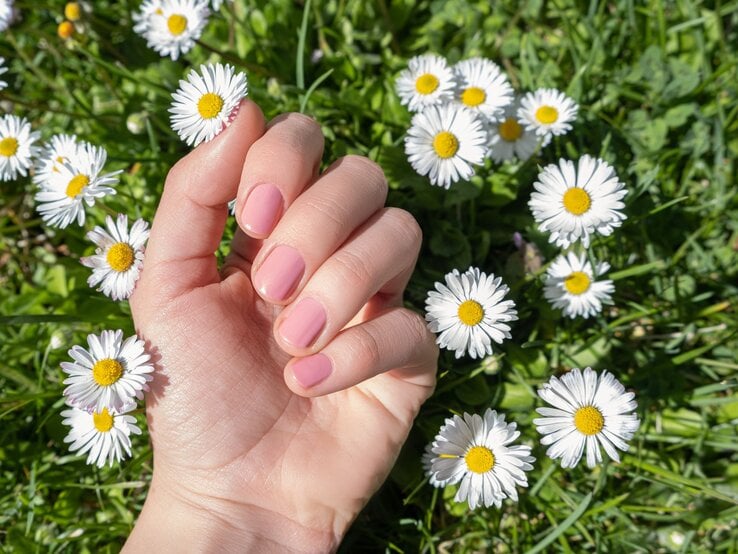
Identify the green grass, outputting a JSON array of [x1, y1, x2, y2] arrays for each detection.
[[1, 0, 738, 552]]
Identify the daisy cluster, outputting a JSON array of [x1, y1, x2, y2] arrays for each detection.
[[397, 54, 577, 188], [413, 53, 638, 509], [50, 58, 250, 467], [1, 4, 245, 465]]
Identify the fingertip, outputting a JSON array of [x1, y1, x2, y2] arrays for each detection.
[[284, 353, 334, 397]]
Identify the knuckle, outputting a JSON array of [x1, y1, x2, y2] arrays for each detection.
[[337, 155, 387, 200], [352, 325, 382, 368], [302, 194, 349, 230], [332, 248, 373, 290], [272, 112, 324, 146], [384, 207, 423, 250], [397, 309, 432, 347]]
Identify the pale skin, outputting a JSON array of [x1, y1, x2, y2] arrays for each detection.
[[124, 100, 439, 552]]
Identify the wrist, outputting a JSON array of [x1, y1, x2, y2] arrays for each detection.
[[124, 474, 341, 553]]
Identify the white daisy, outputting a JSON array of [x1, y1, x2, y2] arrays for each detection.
[[395, 54, 456, 112], [405, 104, 487, 189], [487, 99, 542, 163], [452, 57, 513, 122], [528, 155, 627, 248], [81, 214, 150, 301], [534, 367, 639, 468], [518, 88, 578, 139], [430, 409, 534, 510], [544, 252, 614, 319], [422, 441, 456, 489], [0, 0, 14, 32], [425, 267, 517, 359], [132, 0, 162, 35], [0, 114, 40, 181], [62, 329, 154, 412], [34, 142, 120, 228], [33, 134, 81, 189], [61, 402, 142, 468], [170, 63, 248, 147], [0, 56, 8, 90], [134, 0, 210, 61]]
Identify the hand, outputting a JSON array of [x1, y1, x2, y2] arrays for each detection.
[[124, 100, 438, 552]]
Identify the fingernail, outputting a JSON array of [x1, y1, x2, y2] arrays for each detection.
[[279, 298, 327, 348], [253, 245, 305, 301], [242, 184, 283, 236], [292, 354, 332, 388]]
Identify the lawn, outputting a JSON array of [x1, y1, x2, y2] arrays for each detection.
[[1, 0, 737, 552]]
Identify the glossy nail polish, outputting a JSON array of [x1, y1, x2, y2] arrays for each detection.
[[292, 354, 332, 388], [242, 183, 283, 236], [279, 298, 327, 348], [253, 245, 305, 301]]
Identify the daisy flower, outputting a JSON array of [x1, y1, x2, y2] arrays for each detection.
[[405, 104, 487, 189], [528, 155, 627, 248], [518, 88, 578, 139], [487, 99, 542, 163], [425, 267, 517, 359], [430, 409, 535, 509], [395, 54, 456, 112], [534, 367, 639, 468], [33, 133, 81, 189], [0, 114, 40, 181], [62, 329, 154, 412], [81, 214, 150, 301], [34, 142, 120, 228], [0, 0, 14, 32], [134, 0, 210, 61], [170, 63, 248, 147], [452, 57, 513, 122], [422, 442, 453, 488], [544, 252, 614, 319], [61, 402, 142, 468], [0, 56, 8, 90]]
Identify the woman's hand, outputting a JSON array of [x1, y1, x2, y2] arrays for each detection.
[[124, 100, 438, 553]]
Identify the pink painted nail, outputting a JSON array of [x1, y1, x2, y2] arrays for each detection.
[[242, 184, 283, 236], [292, 354, 332, 388], [253, 245, 305, 301], [279, 298, 327, 348]]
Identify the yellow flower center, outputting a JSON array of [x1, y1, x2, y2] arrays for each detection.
[[197, 92, 225, 119], [499, 118, 523, 142], [65, 174, 89, 198], [573, 405, 605, 436], [461, 86, 486, 107], [93, 408, 114, 433], [564, 271, 591, 295], [0, 137, 18, 157], [535, 105, 559, 124], [465, 446, 495, 474], [106, 242, 135, 272], [91, 358, 124, 386], [58, 20, 75, 39], [415, 73, 439, 95], [432, 131, 459, 159], [562, 187, 591, 215], [457, 299, 484, 326], [167, 14, 188, 36], [64, 2, 81, 21]]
